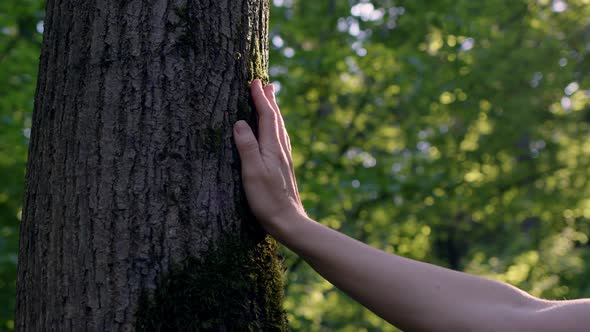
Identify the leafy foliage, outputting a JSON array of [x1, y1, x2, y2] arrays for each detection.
[[268, 0, 590, 330], [0, 0, 44, 330], [1, 0, 589, 331]]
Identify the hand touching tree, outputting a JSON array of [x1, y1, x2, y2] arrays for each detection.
[[233, 79, 307, 238]]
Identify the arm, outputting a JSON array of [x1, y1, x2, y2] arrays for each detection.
[[275, 213, 590, 332], [233, 79, 590, 332]]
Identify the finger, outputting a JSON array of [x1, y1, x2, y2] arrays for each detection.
[[251, 79, 281, 153], [262, 84, 301, 201], [263, 84, 291, 153], [233, 120, 266, 176]]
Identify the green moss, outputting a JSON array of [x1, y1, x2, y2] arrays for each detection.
[[241, 34, 269, 129], [249, 38, 269, 84], [136, 235, 288, 331]]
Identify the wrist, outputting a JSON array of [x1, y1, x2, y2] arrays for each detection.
[[268, 209, 313, 245]]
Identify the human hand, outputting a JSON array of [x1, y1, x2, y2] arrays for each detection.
[[233, 79, 306, 237]]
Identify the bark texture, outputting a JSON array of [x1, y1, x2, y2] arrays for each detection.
[[16, 0, 286, 330]]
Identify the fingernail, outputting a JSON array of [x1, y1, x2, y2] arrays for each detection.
[[234, 120, 248, 134], [270, 83, 275, 93]]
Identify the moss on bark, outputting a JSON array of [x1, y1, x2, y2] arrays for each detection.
[[136, 235, 288, 331], [135, 1, 285, 330], [249, 38, 269, 84]]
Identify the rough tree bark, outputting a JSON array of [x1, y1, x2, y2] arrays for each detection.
[[16, 0, 287, 330]]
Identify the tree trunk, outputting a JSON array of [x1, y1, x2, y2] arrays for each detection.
[[16, 0, 287, 331]]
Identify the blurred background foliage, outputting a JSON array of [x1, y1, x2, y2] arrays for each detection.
[[0, 0, 589, 331]]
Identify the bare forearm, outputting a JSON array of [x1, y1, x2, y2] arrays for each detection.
[[276, 214, 541, 331]]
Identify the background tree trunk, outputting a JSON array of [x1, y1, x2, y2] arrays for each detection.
[[16, 0, 287, 330]]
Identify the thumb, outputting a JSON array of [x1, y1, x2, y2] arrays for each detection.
[[233, 120, 264, 169]]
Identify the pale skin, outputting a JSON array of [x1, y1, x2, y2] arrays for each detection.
[[233, 79, 590, 332]]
